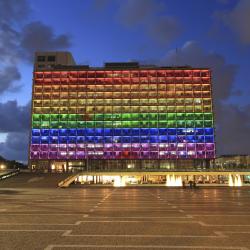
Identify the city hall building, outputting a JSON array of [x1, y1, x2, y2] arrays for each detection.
[[29, 52, 215, 175]]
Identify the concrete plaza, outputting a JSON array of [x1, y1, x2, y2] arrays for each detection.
[[1, 182, 250, 249]]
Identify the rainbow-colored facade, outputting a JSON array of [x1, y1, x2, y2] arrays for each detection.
[[30, 56, 215, 171]]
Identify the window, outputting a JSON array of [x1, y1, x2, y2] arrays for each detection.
[[37, 56, 46, 62], [48, 56, 56, 62]]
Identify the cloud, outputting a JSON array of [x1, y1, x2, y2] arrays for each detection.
[[0, 101, 30, 133], [0, 66, 21, 93], [0, 132, 29, 162], [116, 0, 181, 44], [162, 41, 238, 101], [216, 104, 250, 155], [20, 21, 71, 62], [0, 0, 72, 94], [0, 0, 30, 24], [161, 41, 250, 155], [216, 0, 250, 44]]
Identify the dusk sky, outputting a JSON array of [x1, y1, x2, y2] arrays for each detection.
[[0, 0, 250, 162]]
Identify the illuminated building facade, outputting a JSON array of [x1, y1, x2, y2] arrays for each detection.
[[29, 52, 215, 172]]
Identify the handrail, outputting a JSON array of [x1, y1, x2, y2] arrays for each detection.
[[0, 169, 20, 181]]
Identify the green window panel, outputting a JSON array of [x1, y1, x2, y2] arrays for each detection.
[[41, 121, 50, 128], [186, 113, 194, 119], [121, 121, 130, 127], [76, 114, 84, 121], [167, 113, 175, 120], [51, 121, 59, 128], [59, 114, 68, 121], [186, 121, 195, 128], [41, 114, 50, 121], [204, 120, 213, 127], [69, 114, 77, 120], [158, 114, 167, 120], [59, 121, 68, 128], [194, 113, 203, 120], [32, 121, 40, 128], [204, 113, 213, 120], [149, 113, 158, 120], [95, 121, 104, 128], [140, 121, 149, 127], [139, 113, 148, 120], [149, 121, 158, 128], [32, 114, 41, 121], [113, 121, 122, 128], [195, 120, 204, 127], [86, 121, 95, 128], [112, 114, 121, 120], [167, 121, 176, 128], [122, 114, 131, 120], [176, 113, 185, 119], [104, 121, 113, 127], [104, 114, 113, 121], [131, 113, 139, 120], [176, 120, 186, 127], [94, 114, 103, 121], [131, 121, 139, 127], [50, 114, 59, 121], [158, 121, 168, 128], [68, 121, 77, 128]]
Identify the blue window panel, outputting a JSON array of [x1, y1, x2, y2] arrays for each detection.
[[186, 136, 195, 143], [76, 136, 85, 143], [149, 128, 158, 135], [113, 129, 121, 136], [49, 136, 58, 144], [77, 129, 85, 136], [95, 136, 103, 143], [86, 128, 95, 136], [150, 136, 158, 143], [140, 136, 150, 143], [59, 129, 68, 136], [50, 129, 58, 136], [195, 128, 204, 135], [169, 136, 177, 143], [131, 129, 139, 136], [41, 136, 49, 144], [59, 136, 68, 143], [159, 128, 167, 135], [104, 136, 112, 143], [122, 136, 131, 143], [177, 136, 185, 143], [122, 129, 131, 136], [32, 136, 40, 144], [95, 128, 103, 136], [159, 135, 168, 143], [205, 128, 213, 135], [140, 128, 149, 135], [168, 129, 176, 135], [104, 129, 112, 136], [68, 136, 76, 143], [41, 129, 50, 136], [113, 136, 121, 143], [131, 136, 139, 143], [32, 129, 40, 136], [205, 136, 214, 143], [177, 129, 185, 135], [68, 129, 77, 136], [196, 136, 205, 143], [186, 128, 195, 135]]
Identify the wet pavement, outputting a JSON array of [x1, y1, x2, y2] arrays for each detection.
[[0, 186, 250, 249]]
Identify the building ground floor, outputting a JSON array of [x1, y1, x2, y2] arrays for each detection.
[[70, 172, 250, 187], [29, 159, 212, 173]]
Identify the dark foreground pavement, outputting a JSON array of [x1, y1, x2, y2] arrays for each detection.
[[1, 185, 250, 250]]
